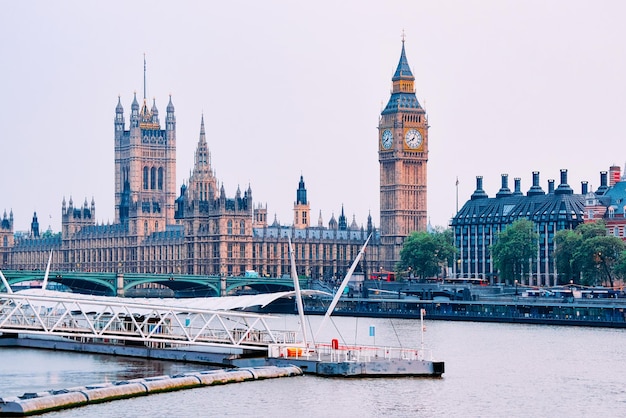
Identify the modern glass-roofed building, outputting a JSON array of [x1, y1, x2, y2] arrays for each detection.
[[451, 169, 587, 286]]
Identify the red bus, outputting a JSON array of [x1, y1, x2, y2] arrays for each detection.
[[370, 272, 396, 281]]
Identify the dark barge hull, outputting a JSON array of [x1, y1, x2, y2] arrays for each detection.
[[261, 297, 626, 328]]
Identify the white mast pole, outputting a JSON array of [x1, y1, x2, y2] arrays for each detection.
[[314, 233, 371, 340], [420, 308, 425, 352], [42, 250, 52, 291], [0, 269, 13, 294], [289, 236, 308, 349]]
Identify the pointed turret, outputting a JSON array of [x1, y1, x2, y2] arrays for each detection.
[[350, 214, 358, 230], [188, 115, 217, 202], [382, 38, 422, 115], [392, 39, 414, 81], [338, 205, 347, 230], [130, 92, 140, 128], [166, 95, 176, 132], [329, 213, 338, 230], [115, 96, 125, 133], [116, 96, 124, 113], [31, 212, 40, 238], [296, 175, 307, 205], [194, 115, 211, 169], [294, 175, 311, 229], [151, 98, 160, 125]]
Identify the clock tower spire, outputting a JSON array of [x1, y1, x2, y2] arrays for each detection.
[[378, 38, 429, 270]]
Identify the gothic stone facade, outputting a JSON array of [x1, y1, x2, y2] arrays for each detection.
[[378, 40, 428, 271], [3, 42, 427, 278]]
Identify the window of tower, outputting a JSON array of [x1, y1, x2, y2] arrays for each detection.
[[158, 168, 164, 190], [150, 167, 157, 189], [227, 220, 233, 235], [143, 167, 149, 190], [240, 220, 245, 235]]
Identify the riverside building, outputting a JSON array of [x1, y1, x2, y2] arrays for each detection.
[[450, 168, 626, 286], [3, 40, 429, 279]]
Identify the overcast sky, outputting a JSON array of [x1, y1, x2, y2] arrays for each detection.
[[1, 1, 625, 233]]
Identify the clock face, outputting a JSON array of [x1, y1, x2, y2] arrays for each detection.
[[405, 128, 423, 149], [381, 129, 393, 149]]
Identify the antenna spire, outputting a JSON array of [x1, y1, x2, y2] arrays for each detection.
[[143, 53, 147, 101]]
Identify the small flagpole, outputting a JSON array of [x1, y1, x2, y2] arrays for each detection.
[[455, 176, 459, 213], [420, 309, 425, 352]]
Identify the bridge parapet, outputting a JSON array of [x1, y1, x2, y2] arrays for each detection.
[[1, 270, 307, 297]]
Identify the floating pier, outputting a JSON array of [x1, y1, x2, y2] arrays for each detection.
[[264, 343, 444, 377], [0, 366, 302, 416]]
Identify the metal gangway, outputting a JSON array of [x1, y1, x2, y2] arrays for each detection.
[[0, 291, 298, 351]]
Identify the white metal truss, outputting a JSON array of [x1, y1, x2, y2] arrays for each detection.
[[0, 293, 298, 351]]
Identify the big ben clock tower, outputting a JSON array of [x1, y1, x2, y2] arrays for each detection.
[[378, 38, 428, 270]]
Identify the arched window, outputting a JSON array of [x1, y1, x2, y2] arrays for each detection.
[[240, 220, 245, 235], [158, 167, 164, 190], [150, 167, 157, 189], [143, 167, 149, 190], [227, 220, 233, 235], [3, 236, 7, 247]]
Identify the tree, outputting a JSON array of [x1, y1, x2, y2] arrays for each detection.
[[490, 219, 538, 285], [398, 230, 455, 280], [613, 250, 626, 284], [576, 235, 624, 287], [554, 220, 624, 287], [554, 229, 582, 284], [575, 221, 607, 241]]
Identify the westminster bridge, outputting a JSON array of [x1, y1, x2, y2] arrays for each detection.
[[0, 270, 307, 297]]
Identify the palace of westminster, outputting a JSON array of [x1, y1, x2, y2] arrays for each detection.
[[2, 40, 625, 286]]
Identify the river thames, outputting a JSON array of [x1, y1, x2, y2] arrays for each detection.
[[1, 316, 625, 417]]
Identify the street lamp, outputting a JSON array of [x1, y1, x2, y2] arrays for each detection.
[[514, 280, 518, 296]]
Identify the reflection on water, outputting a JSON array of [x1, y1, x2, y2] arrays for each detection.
[[0, 347, 209, 398]]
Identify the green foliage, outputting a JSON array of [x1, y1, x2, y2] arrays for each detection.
[[554, 220, 625, 287], [577, 235, 624, 287], [490, 219, 538, 284], [41, 230, 61, 239], [554, 229, 582, 285], [398, 229, 454, 280], [575, 221, 607, 240], [613, 250, 626, 283]]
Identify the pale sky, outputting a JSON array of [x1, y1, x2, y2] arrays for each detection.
[[1, 1, 625, 233]]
